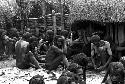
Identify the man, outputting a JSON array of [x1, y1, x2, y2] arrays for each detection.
[[45, 30, 54, 47], [91, 35, 112, 71], [61, 30, 72, 47], [67, 29, 86, 59], [15, 34, 41, 69], [38, 30, 54, 54], [45, 35, 69, 71], [57, 63, 85, 84], [3, 32, 15, 60], [101, 61, 124, 84], [0, 29, 6, 59]]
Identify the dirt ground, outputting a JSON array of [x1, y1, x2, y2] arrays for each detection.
[[0, 59, 105, 84]]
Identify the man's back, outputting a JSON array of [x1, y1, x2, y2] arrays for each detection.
[[15, 39, 29, 67], [46, 45, 62, 63]]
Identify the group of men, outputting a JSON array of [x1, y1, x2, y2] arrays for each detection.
[[1, 27, 125, 84]]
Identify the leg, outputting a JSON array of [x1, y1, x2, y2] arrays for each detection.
[[26, 51, 41, 69], [47, 54, 69, 71]]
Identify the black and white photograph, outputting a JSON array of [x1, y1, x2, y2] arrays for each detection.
[[0, 0, 125, 84]]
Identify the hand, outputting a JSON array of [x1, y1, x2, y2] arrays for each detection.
[[94, 65, 97, 70], [101, 83, 105, 84], [101, 79, 106, 84], [97, 66, 105, 71]]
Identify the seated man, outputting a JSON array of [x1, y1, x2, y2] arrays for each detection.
[[3, 33, 16, 60], [45, 35, 69, 71], [38, 30, 54, 55], [101, 61, 124, 84], [91, 35, 112, 71], [15, 34, 41, 69]]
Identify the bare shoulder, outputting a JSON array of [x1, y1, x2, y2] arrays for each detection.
[[101, 40, 110, 47]]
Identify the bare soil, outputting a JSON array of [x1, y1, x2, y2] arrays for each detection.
[[0, 59, 105, 84]]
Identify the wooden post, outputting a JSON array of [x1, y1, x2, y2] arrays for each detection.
[[52, 10, 56, 37], [59, 0, 64, 30], [61, 0, 65, 30], [41, 0, 47, 30]]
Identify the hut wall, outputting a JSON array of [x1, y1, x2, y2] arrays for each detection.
[[118, 24, 125, 45], [115, 24, 118, 45]]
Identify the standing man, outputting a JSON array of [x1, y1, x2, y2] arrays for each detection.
[[91, 35, 112, 71]]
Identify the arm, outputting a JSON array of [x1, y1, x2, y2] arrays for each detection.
[[52, 45, 64, 54], [27, 51, 41, 69], [91, 43, 96, 68], [103, 42, 112, 68], [102, 63, 110, 83], [63, 41, 68, 54]]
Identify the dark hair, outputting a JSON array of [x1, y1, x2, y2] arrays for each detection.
[[72, 53, 88, 67], [22, 32, 32, 42], [91, 35, 100, 43], [29, 75, 45, 84], [54, 35, 65, 46], [67, 63, 82, 74], [61, 30, 69, 38]]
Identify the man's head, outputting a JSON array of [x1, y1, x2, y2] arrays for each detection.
[[29, 75, 45, 84], [61, 30, 69, 38], [120, 56, 125, 68], [77, 29, 85, 38], [91, 35, 100, 47], [46, 30, 54, 38], [67, 63, 83, 74], [54, 35, 65, 48], [22, 32, 32, 41]]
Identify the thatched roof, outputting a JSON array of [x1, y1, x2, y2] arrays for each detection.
[[66, 0, 125, 23]]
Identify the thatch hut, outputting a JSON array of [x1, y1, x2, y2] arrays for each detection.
[[66, 0, 125, 45]]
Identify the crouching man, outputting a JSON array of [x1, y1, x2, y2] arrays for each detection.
[[91, 35, 112, 71], [15, 34, 41, 69]]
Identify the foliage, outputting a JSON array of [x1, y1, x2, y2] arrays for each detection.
[[0, 0, 18, 22]]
